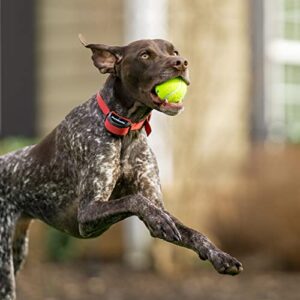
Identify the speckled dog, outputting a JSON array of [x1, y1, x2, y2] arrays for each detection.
[[0, 36, 243, 299]]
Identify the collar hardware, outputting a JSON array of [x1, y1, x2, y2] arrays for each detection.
[[106, 112, 132, 129], [96, 92, 152, 137]]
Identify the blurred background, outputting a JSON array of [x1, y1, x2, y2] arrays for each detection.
[[2, 0, 300, 299]]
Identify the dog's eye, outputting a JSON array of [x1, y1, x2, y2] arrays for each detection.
[[141, 52, 150, 60], [173, 50, 179, 56]]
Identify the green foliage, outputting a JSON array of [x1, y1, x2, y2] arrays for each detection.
[[46, 228, 75, 262], [0, 137, 36, 155]]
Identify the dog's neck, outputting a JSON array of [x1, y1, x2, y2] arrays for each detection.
[[100, 75, 152, 123]]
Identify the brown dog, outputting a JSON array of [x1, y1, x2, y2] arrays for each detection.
[[0, 36, 242, 300]]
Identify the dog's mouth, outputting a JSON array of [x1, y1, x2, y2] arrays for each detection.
[[149, 76, 189, 116]]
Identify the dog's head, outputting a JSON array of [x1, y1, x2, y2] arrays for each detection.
[[79, 35, 190, 116]]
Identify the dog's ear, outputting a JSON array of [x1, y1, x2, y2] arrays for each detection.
[[79, 34, 123, 74]]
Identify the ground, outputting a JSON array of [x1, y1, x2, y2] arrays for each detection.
[[17, 259, 300, 300]]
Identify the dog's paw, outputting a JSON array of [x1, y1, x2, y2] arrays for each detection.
[[143, 208, 181, 242], [208, 250, 243, 275]]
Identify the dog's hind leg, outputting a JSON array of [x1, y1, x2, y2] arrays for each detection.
[[13, 216, 31, 275], [0, 199, 18, 300]]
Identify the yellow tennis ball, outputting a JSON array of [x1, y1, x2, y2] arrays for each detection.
[[155, 77, 187, 103]]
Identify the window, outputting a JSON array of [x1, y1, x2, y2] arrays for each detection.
[[265, 0, 300, 142]]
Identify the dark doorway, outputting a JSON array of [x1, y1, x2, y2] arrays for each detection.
[[0, 0, 36, 137]]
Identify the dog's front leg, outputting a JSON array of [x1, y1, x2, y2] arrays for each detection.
[[78, 194, 181, 241], [77, 192, 242, 275], [163, 214, 243, 275], [129, 139, 242, 275]]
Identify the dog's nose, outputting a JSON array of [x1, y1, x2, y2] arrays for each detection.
[[172, 57, 188, 71]]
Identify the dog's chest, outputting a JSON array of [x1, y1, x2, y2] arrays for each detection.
[[111, 134, 155, 197]]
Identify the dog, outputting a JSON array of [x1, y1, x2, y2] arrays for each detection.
[[0, 35, 243, 299]]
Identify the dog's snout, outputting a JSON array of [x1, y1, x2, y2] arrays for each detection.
[[172, 57, 188, 71]]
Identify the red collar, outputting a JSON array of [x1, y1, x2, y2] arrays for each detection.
[[96, 92, 152, 137]]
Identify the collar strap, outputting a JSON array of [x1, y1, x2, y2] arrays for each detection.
[[96, 92, 152, 137]]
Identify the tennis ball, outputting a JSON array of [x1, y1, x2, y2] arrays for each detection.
[[155, 77, 187, 103]]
